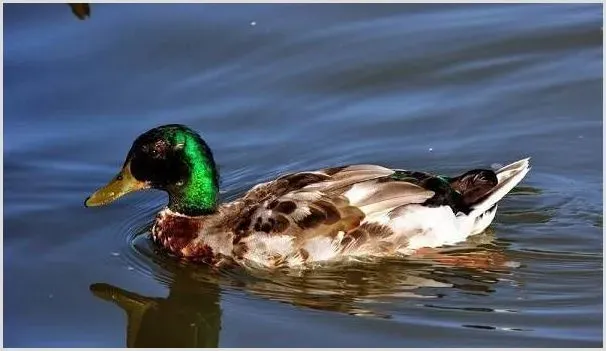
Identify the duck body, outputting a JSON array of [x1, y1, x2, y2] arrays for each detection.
[[85, 124, 530, 269], [151, 161, 530, 269]]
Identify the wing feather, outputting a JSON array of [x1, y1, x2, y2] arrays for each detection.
[[234, 164, 437, 257]]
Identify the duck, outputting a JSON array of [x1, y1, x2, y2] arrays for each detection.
[[85, 124, 530, 269]]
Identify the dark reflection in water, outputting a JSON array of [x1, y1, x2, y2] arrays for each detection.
[[90, 271, 221, 348]]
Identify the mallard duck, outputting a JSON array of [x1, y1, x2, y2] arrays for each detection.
[[85, 124, 530, 269]]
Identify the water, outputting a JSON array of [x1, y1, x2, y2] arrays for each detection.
[[4, 3, 602, 347]]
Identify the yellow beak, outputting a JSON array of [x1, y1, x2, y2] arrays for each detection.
[[84, 163, 149, 207]]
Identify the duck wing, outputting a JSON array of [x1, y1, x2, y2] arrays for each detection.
[[230, 165, 446, 264]]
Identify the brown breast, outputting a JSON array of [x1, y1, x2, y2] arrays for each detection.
[[152, 210, 217, 263]]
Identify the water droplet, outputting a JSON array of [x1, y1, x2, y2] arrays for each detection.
[[110, 252, 120, 257], [127, 266, 134, 271], [250, 21, 257, 26], [428, 147, 433, 152]]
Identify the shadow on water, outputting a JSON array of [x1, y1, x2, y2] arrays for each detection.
[[90, 226, 521, 347]]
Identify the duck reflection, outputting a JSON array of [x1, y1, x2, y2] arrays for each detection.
[[90, 230, 517, 346], [231, 247, 514, 317], [90, 266, 222, 348]]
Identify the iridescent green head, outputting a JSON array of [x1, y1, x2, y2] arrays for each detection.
[[85, 124, 220, 216]]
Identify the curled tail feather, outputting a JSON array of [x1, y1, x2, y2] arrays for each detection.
[[472, 158, 531, 216], [449, 158, 530, 214], [449, 158, 531, 235]]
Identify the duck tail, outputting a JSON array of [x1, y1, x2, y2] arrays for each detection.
[[449, 158, 531, 234]]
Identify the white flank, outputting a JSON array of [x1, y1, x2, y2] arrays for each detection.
[[389, 205, 465, 253], [303, 237, 339, 262], [245, 235, 294, 263]]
